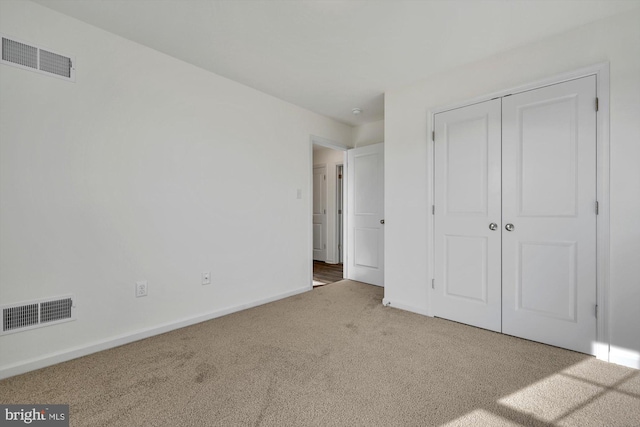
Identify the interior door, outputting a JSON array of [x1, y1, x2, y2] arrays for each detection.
[[433, 99, 502, 332], [347, 143, 384, 286], [313, 165, 327, 262], [502, 76, 597, 354]]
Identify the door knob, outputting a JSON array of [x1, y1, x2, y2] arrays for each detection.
[[505, 223, 515, 232], [380, 219, 385, 224], [489, 223, 498, 231]]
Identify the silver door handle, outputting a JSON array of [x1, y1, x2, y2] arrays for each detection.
[[380, 219, 385, 224], [489, 223, 498, 231], [505, 223, 515, 232]]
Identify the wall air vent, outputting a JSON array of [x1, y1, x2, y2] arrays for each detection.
[[1, 295, 76, 336], [1, 34, 75, 82]]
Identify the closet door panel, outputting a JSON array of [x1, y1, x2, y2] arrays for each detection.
[[502, 76, 597, 355], [433, 99, 502, 332]]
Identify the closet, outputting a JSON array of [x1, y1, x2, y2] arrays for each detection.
[[432, 75, 597, 355]]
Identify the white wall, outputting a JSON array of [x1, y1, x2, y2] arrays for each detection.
[[313, 146, 345, 264], [384, 9, 640, 368], [0, 0, 352, 377], [352, 119, 384, 147]]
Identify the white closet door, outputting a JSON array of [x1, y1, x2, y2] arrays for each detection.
[[313, 165, 327, 262], [433, 99, 502, 332], [502, 76, 597, 354], [347, 143, 384, 286]]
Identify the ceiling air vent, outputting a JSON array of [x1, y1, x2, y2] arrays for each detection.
[[1, 34, 75, 82], [1, 295, 76, 336]]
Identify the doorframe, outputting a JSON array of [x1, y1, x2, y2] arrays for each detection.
[[309, 135, 348, 287], [428, 63, 610, 362], [336, 164, 344, 264]]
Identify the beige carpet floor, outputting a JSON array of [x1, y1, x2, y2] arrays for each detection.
[[1, 280, 639, 426]]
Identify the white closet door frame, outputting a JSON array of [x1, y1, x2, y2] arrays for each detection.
[[428, 63, 610, 363]]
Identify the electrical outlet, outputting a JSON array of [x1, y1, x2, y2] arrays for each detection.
[[136, 281, 148, 297], [202, 272, 211, 285]]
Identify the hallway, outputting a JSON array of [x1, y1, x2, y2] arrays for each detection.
[[312, 261, 343, 287]]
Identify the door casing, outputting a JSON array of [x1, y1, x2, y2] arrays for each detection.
[[337, 165, 344, 264], [429, 63, 611, 362]]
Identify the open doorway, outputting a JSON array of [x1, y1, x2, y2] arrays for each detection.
[[312, 143, 345, 287]]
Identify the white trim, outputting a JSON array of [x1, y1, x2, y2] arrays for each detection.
[[382, 298, 429, 316], [0, 286, 310, 380], [594, 64, 610, 364], [308, 141, 315, 287], [429, 63, 610, 362], [427, 115, 436, 318], [336, 164, 345, 266], [342, 157, 349, 279], [432, 62, 609, 115], [310, 135, 349, 151], [609, 346, 640, 370]]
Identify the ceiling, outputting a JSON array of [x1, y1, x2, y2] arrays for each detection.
[[33, 0, 640, 126]]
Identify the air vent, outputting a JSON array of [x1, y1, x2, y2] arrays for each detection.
[[2, 37, 37, 69], [3, 304, 39, 332], [1, 295, 76, 335], [1, 33, 75, 82], [39, 49, 72, 78]]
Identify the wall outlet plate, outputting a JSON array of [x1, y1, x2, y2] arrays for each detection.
[[202, 272, 211, 285], [136, 281, 148, 297]]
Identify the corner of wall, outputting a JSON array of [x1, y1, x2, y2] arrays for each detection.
[[352, 120, 384, 147]]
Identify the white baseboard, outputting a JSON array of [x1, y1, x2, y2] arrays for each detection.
[[609, 346, 640, 370], [382, 298, 429, 316], [593, 341, 610, 363], [0, 286, 311, 380]]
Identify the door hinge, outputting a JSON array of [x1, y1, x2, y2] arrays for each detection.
[[338, 209, 342, 214], [338, 174, 342, 179], [432, 205, 435, 215], [432, 131, 435, 142], [431, 278, 435, 289], [324, 209, 326, 214], [595, 304, 598, 318], [595, 201, 599, 215], [595, 97, 599, 112], [324, 175, 326, 181]]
